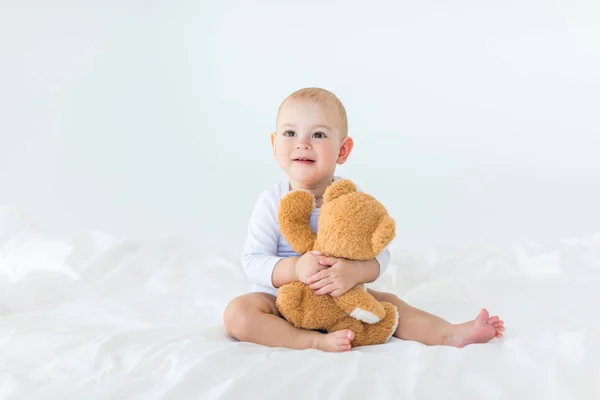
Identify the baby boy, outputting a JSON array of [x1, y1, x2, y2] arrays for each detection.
[[223, 87, 504, 351]]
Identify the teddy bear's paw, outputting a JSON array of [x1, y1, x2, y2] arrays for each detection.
[[349, 307, 381, 324], [276, 282, 306, 310], [279, 190, 315, 220], [278, 190, 318, 254]]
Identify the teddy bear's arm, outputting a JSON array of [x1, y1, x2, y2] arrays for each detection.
[[333, 286, 386, 324], [278, 190, 317, 254]]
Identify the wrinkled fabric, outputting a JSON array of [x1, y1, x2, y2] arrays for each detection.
[[1, 206, 599, 399]]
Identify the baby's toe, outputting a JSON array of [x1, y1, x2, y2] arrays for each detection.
[[336, 337, 351, 350], [338, 337, 350, 345], [487, 316, 500, 324]]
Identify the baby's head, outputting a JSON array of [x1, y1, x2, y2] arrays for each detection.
[[271, 87, 354, 188]]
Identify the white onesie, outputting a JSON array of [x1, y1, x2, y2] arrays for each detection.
[[241, 176, 391, 297]]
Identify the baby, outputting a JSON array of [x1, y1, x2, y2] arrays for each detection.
[[223, 87, 504, 352]]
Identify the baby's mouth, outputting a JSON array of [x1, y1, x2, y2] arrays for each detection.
[[293, 157, 315, 164]]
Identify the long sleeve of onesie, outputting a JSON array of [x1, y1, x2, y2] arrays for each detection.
[[375, 246, 391, 278], [240, 191, 284, 290]]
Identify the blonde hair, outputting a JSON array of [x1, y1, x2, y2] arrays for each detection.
[[277, 87, 348, 136]]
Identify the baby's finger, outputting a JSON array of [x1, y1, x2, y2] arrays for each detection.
[[316, 263, 330, 272], [314, 283, 336, 295], [307, 270, 330, 284], [329, 288, 348, 297], [319, 257, 337, 266], [309, 278, 332, 290]]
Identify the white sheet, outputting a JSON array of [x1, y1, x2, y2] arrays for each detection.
[[1, 206, 599, 399]]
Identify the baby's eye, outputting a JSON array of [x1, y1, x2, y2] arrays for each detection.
[[283, 130, 296, 137], [313, 131, 326, 138]]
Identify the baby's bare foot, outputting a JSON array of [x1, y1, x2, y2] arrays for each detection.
[[313, 329, 355, 352], [443, 309, 505, 348]]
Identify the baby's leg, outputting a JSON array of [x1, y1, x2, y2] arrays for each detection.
[[367, 289, 504, 348], [223, 292, 355, 352]]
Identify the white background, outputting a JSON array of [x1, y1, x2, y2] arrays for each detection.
[[1, 0, 599, 247]]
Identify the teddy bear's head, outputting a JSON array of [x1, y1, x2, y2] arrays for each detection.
[[316, 179, 395, 260], [277, 179, 395, 260]]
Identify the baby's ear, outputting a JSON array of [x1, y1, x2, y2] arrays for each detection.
[[323, 179, 357, 203]]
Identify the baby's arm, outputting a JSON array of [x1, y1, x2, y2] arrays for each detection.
[[360, 245, 391, 283], [241, 191, 289, 290], [241, 191, 322, 289], [271, 257, 299, 287], [351, 258, 382, 284], [354, 245, 392, 284], [311, 244, 391, 287]]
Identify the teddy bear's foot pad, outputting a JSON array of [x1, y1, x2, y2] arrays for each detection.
[[349, 307, 381, 324]]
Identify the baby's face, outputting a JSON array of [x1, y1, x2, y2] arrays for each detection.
[[272, 100, 348, 187]]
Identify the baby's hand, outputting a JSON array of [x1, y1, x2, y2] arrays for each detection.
[[295, 251, 329, 284], [307, 257, 362, 297]]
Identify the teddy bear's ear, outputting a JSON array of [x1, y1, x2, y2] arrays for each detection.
[[323, 179, 357, 203], [372, 216, 395, 254]]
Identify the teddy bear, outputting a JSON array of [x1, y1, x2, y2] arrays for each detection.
[[275, 179, 399, 348]]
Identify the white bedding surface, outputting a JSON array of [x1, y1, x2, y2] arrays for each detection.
[[1, 207, 599, 399]]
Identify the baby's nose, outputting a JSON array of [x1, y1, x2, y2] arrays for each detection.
[[295, 142, 311, 149]]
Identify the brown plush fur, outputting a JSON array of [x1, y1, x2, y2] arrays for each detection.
[[275, 179, 399, 348]]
